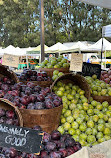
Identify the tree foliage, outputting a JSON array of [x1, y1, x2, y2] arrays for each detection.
[[0, 0, 111, 47]]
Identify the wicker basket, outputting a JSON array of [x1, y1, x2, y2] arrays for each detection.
[[0, 98, 23, 127], [92, 96, 111, 104], [39, 68, 69, 78], [20, 80, 53, 88], [0, 64, 19, 83], [51, 73, 91, 101], [19, 105, 63, 133]]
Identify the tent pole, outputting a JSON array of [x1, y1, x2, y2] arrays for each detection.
[[39, 0, 45, 62], [26, 55, 29, 69], [105, 50, 106, 69], [101, 37, 103, 64]]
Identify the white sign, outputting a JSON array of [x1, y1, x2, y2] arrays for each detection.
[[102, 25, 111, 37], [70, 53, 83, 72], [2, 53, 19, 68]]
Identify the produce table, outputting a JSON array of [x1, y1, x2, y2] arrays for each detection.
[[18, 62, 30, 69], [30, 62, 37, 69]]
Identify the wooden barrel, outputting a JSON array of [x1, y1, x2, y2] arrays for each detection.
[[19, 80, 53, 88], [19, 105, 63, 133], [39, 68, 69, 78], [0, 64, 19, 83], [51, 73, 91, 101], [92, 96, 111, 104], [0, 98, 23, 127]]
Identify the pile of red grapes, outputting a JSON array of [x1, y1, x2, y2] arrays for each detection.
[[0, 76, 62, 109], [101, 68, 111, 85], [35, 126, 82, 158], [19, 69, 51, 82], [0, 108, 19, 126], [0, 76, 15, 98], [0, 76, 15, 85], [0, 147, 39, 158]]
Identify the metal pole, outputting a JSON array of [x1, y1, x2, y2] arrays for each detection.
[[101, 37, 103, 63], [105, 50, 106, 69], [26, 55, 29, 69], [39, 0, 45, 62]]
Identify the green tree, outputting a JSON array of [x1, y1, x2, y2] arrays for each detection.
[[0, 0, 40, 47], [0, 0, 111, 47], [44, 0, 62, 46]]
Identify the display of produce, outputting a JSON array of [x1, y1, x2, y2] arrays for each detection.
[[40, 56, 70, 68], [40, 130, 81, 158], [0, 148, 37, 158], [0, 76, 16, 98], [33, 125, 82, 158], [52, 70, 64, 81], [0, 76, 15, 86], [19, 69, 52, 81], [85, 75, 111, 96], [1, 61, 111, 157], [0, 108, 19, 126], [101, 69, 111, 85], [52, 81, 111, 146], [0, 80, 62, 109]]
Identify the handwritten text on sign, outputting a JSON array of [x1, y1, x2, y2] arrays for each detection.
[[0, 123, 43, 154], [82, 62, 101, 79], [2, 54, 19, 68], [70, 53, 83, 72]]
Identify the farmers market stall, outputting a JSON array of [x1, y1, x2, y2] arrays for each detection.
[[0, 51, 111, 158], [27, 45, 48, 64], [1, 0, 111, 156], [2, 45, 39, 69], [18, 62, 31, 69]]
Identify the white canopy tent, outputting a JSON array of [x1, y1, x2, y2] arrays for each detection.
[[45, 42, 68, 54], [21, 47, 36, 53], [3, 45, 26, 56], [77, 0, 111, 9], [59, 41, 97, 53], [15, 47, 26, 56], [3, 45, 16, 54], [69, 41, 88, 52], [88, 38, 111, 68], [88, 38, 111, 51]]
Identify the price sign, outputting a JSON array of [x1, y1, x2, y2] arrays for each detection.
[[70, 53, 83, 72], [82, 62, 101, 79], [0, 123, 43, 154], [2, 54, 19, 68]]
